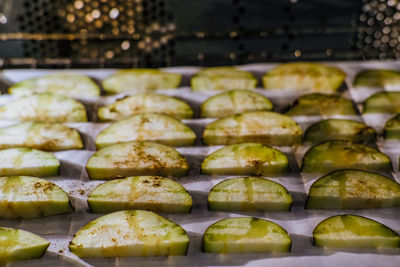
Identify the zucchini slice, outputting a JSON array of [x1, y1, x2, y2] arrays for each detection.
[[191, 67, 257, 91], [0, 227, 49, 263], [200, 90, 273, 118], [102, 69, 181, 94], [313, 214, 400, 249], [301, 140, 392, 174], [201, 143, 289, 176], [0, 122, 83, 151], [0, 176, 73, 219], [0, 93, 87, 123], [86, 141, 189, 179], [304, 119, 376, 144], [98, 93, 193, 121], [306, 170, 400, 209], [88, 176, 192, 213], [0, 148, 59, 176], [202, 111, 302, 146], [353, 69, 400, 89], [363, 91, 400, 114], [69, 210, 189, 257], [203, 217, 291, 253], [285, 93, 357, 116], [262, 62, 345, 92], [208, 177, 292, 211], [95, 113, 196, 149], [384, 114, 400, 139], [8, 73, 100, 98]]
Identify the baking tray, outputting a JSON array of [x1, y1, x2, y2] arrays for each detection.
[[0, 60, 400, 267]]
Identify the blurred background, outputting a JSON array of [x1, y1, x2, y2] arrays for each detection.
[[0, 0, 397, 68]]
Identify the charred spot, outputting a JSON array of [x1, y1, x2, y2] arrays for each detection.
[[142, 180, 150, 183]]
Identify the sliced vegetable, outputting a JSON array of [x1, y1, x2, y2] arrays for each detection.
[[0, 176, 73, 219], [200, 90, 273, 118], [86, 141, 189, 179], [304, 119, 376, 144], [285, 93, 357, 116], [0, 122, 83, 151], [191, 67, 257, 91], [201, 143, 289, 176], [102, 69, 181, 94], [69, 210, 189, 257], [95, 113, 196, 149], [0, 93, 87, 123], [203, 111, 302, 146], [306, 170, 400, 209], [8, 73, 100, 98], [98, 93, 193, 121], [384, 114, 400, 139], [208, 177, 292, 211], [0, 148, 59, 176], [353, 69, 400, 89], [0, 227, 49, 263], [363, 91, 400, 114], [88, 176, 192, 213], [203, 217, 291, 253], [313, 214, 400, 248], [301, 140, 392, 174], [262, 62, 346, 92]]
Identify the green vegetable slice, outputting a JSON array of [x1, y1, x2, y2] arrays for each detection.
[[191, 67, 257, 91], [86, 141, 189, 179], [313, 214, 400, 248], [363, 92, 400, 114], [301, 140, 392, 174], [95, 113, 196, 149], [203, 217, 291, 253], [384, 114, 400, 139], [285, 93, 357, 116], [0, 148, 59, 176], [208, 177, 292, 211], [304, 119, 376, 144], [88, 176, 192, 213], [0, 93, 87, 123], [0, 176, 73, 219], [353, 69, 400, 89], [201, 143, 289, 176], [69, 210, 189, 257], [102, 69, 181, 94], [262, 62, 346, 92], [0, 227, 49, 263], [0, 122, 83, 151], [203, 111, 302, 146], [200, 90, 273, 118], [98, 93, 193, 121], [306, 170, 400, 209], [8, 73, 100, 98]]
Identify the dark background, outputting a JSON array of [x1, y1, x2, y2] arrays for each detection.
[[0, 0, 395, 68]]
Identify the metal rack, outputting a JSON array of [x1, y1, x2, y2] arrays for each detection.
[[0, 0, 397, 68]]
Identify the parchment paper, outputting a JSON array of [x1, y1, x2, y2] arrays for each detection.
[[0, 60, 400, 267]]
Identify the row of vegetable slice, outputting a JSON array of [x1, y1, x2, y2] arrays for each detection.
[[0, 113, 398, 153], [2, 210, 399, 262], [7, 64, 400, 97], [1, 169, 400, 219], [0, 140, 396, 179], [3, 90, 400, 123]]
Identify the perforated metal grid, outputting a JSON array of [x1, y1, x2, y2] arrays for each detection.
[[0, 0, 396, 68], [357, 0, 400, 60]]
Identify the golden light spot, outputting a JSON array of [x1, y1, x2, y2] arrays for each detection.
[[92, 9, 101, 19], [109, 8, 120, 19], [74, 0, 84, 10]]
